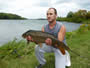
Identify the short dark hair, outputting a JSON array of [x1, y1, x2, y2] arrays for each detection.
[[48, 8, 57, 15]]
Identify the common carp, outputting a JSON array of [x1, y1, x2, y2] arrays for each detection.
[[22, 30, 71, 55]]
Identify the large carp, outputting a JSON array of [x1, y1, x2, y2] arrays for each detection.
[[22, 30, 70, 55]]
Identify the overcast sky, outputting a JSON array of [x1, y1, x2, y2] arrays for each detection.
[[0, 0, 90, 19]]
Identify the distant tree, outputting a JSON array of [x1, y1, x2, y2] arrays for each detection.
[[67, 11, 74, 18], [0, 13, 26, 19], [74, 10, 87, 19], [86, 11, 90, 19]]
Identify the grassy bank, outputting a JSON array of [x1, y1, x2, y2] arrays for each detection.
[[66, 24, 90, 68], [0, 24, 90, 68]]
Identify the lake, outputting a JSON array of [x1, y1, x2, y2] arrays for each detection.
[[0, 20, 81, 45]]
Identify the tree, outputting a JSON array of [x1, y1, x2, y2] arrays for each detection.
[[67, 11, 74, 18], [0, 13, 26, 19], [74, 10, 87, 19], [86, 11, 90, 19]]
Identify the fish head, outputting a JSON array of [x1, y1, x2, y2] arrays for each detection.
[[22, 33, 27, 38], [22, 30, 32, 38]]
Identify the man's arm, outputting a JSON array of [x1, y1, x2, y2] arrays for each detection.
[[57, 25, 66, 55], [42, 26, 44, 32], [58, 25, 66, 42]]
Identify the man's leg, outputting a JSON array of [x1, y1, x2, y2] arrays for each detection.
[[54, 49, 66, 68], [54, 49, 71, 68], [65, 51, 71, 67], [35, 43, 53, 65]]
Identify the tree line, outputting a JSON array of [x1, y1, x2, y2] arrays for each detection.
[[0, 13, 26, 19], [57, 10, 90, 23]]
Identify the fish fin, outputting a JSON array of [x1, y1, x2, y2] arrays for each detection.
[[56, 45, 65, 55], [38, 43, 42, 48]]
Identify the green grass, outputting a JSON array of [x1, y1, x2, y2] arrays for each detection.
[[66, 31, 90, 68], [0, 25, 90, 68]]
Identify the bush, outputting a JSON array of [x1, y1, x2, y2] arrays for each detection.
[[77, 24, 89, 33], [88, 24, 90, 30]]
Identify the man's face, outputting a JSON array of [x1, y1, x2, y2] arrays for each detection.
[[47, 9, 57, 23]]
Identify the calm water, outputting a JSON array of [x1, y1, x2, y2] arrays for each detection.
[[0, 20, 81, 45]]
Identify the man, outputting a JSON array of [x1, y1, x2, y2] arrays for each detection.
[[26, 8, 71, 68]]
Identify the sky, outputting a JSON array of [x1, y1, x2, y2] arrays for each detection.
[[0, 0, 90, 19]]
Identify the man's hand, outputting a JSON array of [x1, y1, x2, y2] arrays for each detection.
[[45, 38, 52, 46]]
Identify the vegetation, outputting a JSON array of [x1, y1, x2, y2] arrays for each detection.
[[0, 24, 90, 68], [57, 10, 90, 23], [0, 13, 27, 19]]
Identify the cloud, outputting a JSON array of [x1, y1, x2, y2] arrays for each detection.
[[53, 2, 80, 17], [16, 7, 48, 19], [0, 0, 90, 18], [72, 0, 90, 10], [53, 0, 71, 4], [34, 0, 51, 7]]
